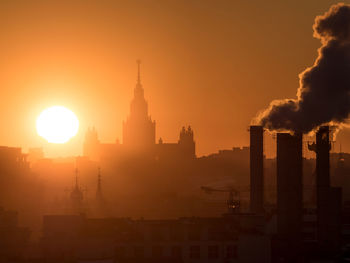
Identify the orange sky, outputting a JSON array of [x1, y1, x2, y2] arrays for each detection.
[[0, 0, 349, 157]]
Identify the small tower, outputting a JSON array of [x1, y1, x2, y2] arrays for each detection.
[[95, 167, 108, 217], [178, 125, 196, 159], [69, 168, 85, 214]]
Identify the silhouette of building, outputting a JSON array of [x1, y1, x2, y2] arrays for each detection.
[[123, 59, 156, 156], [94, 167, 109, 217], [155, 126, 195, 161], [0, 207, 30, 261], [0, 146, 29, 172], [83, 61, 196, 162], [66, 169, 86, 215], [41, 214, 270, 263], [0, 146, 43, 236]]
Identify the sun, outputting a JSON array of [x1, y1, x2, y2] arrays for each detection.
[[36, 106, 79, 144]]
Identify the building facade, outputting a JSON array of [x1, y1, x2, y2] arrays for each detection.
[[83, 61, 195, 162], [41, 214, 270, 263]]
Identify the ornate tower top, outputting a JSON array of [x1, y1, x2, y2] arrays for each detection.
[[134, 59, 144, 99], [70, 168, 83, 203], [137, 59, 141, 85]]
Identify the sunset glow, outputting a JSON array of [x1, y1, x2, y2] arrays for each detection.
[[36, 106, 79, 144]]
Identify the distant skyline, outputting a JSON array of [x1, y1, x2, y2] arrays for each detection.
[[1, 0, 350, 157]]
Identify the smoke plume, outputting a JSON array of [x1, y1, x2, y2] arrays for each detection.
[[256, 3, 350, 133]]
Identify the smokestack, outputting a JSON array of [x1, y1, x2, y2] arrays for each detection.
[[316, 126, 342, 254], [316, 126, 330, 190], [316, 126, 331, 247], [276, 133, 303, 259], [255, 4, 350, 133], [249, 126, 264, 214]]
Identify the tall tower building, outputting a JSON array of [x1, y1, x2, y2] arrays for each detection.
[[123, 60, 156, 154]]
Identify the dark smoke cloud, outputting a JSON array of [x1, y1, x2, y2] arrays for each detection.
[[256, 3, 350, 133]]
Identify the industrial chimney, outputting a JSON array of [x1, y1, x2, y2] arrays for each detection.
[[249, 126, 264, 214], [276, 132, 303, 260], [316, 126, 342, 254]]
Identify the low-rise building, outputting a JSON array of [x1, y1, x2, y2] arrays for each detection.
[[42, 214, 270, 263], [0, 207, 30, 261]]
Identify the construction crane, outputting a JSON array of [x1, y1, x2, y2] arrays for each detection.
[[201, 186, 240, 214]]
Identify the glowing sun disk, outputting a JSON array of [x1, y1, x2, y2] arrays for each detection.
[[36, 106, 79, 143]]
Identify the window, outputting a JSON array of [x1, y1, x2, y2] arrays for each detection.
[[170, 226, 184, 241], [115, 246, 126, 258], [134, 246, 144, 258], [171, 246, 182, 258], [208, 227, 219, 241], [130, 231, 144, 242], [208, 245, 219, 259], [152, 246, 163, 258], [189, 246, 200, 259], [226, 245, 237, 259], [188, 226, 201, 241], [151, 227, 165, 241]]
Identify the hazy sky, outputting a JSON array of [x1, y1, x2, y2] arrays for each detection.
[[0, 0, 349, 157]]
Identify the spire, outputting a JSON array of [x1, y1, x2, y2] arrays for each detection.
[[95, 167, 107, 216], [97, 167, 102, 192], [74, 168, 79, 189], [96, 167, 103, 201], [137, 59, 141, 85], [133, 59, 145, 100], [70, 167, 84, 209]]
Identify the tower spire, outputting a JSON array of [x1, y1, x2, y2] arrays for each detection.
[[69, 167, 84, 214], [133, 59, 145, 99], [74, 168, 79, 188], [96, 167, 103, 200], [97, 167, 102, 193], [137, 59, 141, 85]]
